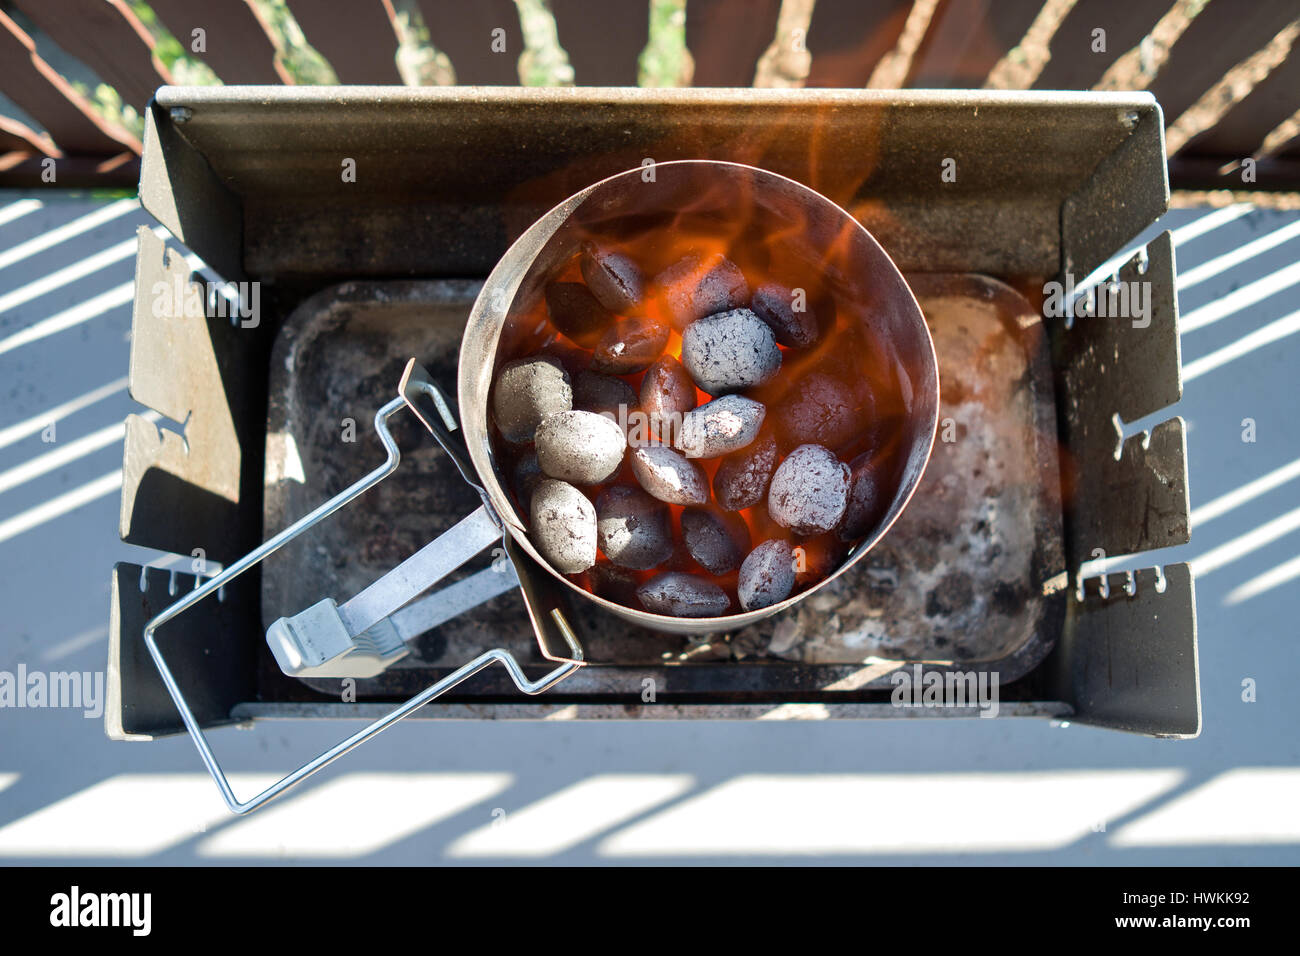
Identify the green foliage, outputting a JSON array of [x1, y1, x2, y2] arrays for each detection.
[[126, 0, 221, 85], [639, 0, 687, 87], [516, 0, 574, 86], [248, 0, 338, 85]]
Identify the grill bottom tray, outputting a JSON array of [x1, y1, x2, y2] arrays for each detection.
[[260, 275, 1065, 701]]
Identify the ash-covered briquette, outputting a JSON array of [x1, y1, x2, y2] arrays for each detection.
[[492, 356, 572, 444], [535, 410, 627, 485], [596, 485, 673, 570], [681, 507, 751, 575], [773, 371, 869, 451], [636, 571, 731, 617], [530, 478, 598, 574], [654, 252, 750, 331], [712, 433, 778, 511], [677, 394, 765, 458], [590, 315, 670, 374], [640, 354, 697, 441], [838, 450, 886, 541], [681, 308, 782, 395], [630, 444, 710, 505], [580, 242, 645, 315], [512, 452, 543, 504], [751, 282, 820, 348], [573, 369, 638, 418], [544, 281, 615, 347], [768, 443, 851, 534], [738, 539, 796, 611]]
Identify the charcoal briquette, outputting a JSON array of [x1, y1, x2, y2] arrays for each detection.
[[630, 444, 710, 505], [837, 450, 886, 541], [712, 433, 778, 511], [530, 478, 598, 574], [580, 242, 645, 315], [537, 340, 591, 379], [680, 308, 781, 395], [654, 252, 750, 331], [677, 394, 765, 458], [573, 369, 638, 418], [590, 315, 670, 374], [773, 371, 870, 451], [589, 562, 642, 606], [768, 443, 851, 534], [751, 282, 820, 348], [492, 356, 572, 444], [738, 539, 797, 611], [596, 485, 673, 570], [535, 409, 627, 485], [636, 571, 731, 617], [681, 507, 751, 575], [544, 281, 615, 347], [639, 354, 697, 441]]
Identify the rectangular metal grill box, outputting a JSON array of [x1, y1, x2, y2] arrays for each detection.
[[108, 87, 1199, 742]]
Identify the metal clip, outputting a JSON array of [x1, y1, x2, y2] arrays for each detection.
[[142, 360, 584, 814]]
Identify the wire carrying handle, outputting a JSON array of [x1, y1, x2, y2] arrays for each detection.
[[143, 360, 584, 815]]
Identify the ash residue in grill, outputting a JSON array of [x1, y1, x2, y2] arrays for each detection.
[[544, 281, 615, 347], [681, 308, 781, 394], [925, 571, 973, 618], [630, 443, 710, 505], [768, 444, 851, 534], [591, 315, 670, 374], [681, 507, 750, 574], [712, 433, 778, 511], [678, 394, 765, 458], [573, 369, 638, 417], [597, 485, 673, 570], [637, 571, 731, 617], [530, 478, 598, 574], [991, 579, 1028, 616], [409, 627, 448, 664], [752, 282, 821, 348], [738, 538, 796, 610], [535, 409, 626, 485], [491, 356, 572, 443], [654, 252, 750, 331], [580, 242, 645, 314]]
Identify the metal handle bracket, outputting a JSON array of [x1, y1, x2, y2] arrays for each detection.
[[142, 361, 584, 814]]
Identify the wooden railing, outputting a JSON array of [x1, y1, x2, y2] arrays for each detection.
[[1, 0, 1298, 190]]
